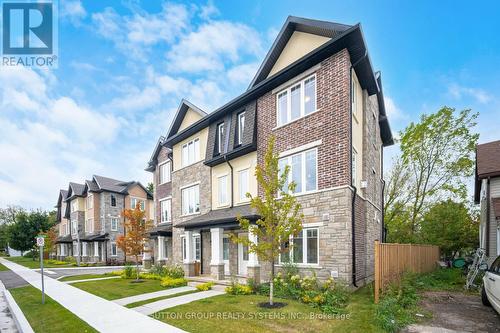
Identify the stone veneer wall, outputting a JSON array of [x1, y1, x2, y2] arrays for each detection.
[[100, 192, 126, 263], [171, 160, 212, 265], [154, 147, 172, 224]]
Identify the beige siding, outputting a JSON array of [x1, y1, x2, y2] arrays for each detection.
[[268, 31, 330, 77], [125, 184, 154, 221], [351, 69, 364, 190], [179, 108, 203, 132]]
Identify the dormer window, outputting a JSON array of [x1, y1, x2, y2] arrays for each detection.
[[237, 112, 245, 145], [217, 123, 225, 154]]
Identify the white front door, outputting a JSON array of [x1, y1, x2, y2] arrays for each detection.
[[223, 236, 230, 275], [238, 234, 249, 276]]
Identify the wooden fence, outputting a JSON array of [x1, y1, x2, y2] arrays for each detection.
[[374, 241, 440, 303]]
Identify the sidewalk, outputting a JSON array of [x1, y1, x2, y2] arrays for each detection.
[[0, 258, 185, 333], [133, 290, 225, 315]]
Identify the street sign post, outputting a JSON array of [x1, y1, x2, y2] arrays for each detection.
[[36, 235, 45, 304]]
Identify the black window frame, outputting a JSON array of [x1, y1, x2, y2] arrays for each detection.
[[111, 194, 116, 207], [235, 111, 246, 147], [215, 122, 225, 155]]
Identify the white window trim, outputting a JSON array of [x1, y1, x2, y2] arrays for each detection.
[[180, 236, 186, 261], [82, 242, 87, 256], [158, 160, 171, 185], [181, 137, 200, 168], [111, 242, 117, 257], [237, 168, 250, 203], [217, 123, 225, 154], [159, 197, 172, 224], [110, 217, 119, 231], [279, 227, 320, 266], [130, 197, 146, 211], [279, 140, 322, 158], [237, 112, 245, 145], [71, 220, 77, 235], [86, 195, 93, 209], [279, 147, 318, 196], [217, 174, 229, 207], [275, 73, 317, 129], [110, 194, 117, 207], [181, 184, 200, 217], [86, 218, 94, 233]]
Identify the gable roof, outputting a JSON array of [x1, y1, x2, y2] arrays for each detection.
[[165, 17, 393, 148], [145, 136, 170, 172], [474, 140, 500, 203], [249, 16, 352, 88], [56, 189, 68, 207], [84, 175, 153, 199], [66, 182, 85, 200], [166, 99, 206, 139]]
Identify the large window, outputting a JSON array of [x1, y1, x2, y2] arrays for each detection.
[[159, 161, 171, 184], [65, 222, 70, 235], [217, 123, 225, 154], [279, 148, 317, 194], [281, 228, 319, 265], [71, 220, 77, 234], [238, 169, 249, 202], [276, 74, 317, 127], [237, 112, 245, 145], [130, 198, 145, 211], [182, 138, 200, 167], [85, 218, 93, 233], [218, 175, 228, 206], [71, 200, 78, 212], [111, 242, 117, 256], [111, 217, 118, 231], [182, 184, 200, 215], [86, 195, 93, 209], [160, 199, 171, 223]]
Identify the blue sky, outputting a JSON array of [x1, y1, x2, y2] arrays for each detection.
[[1, 0, 499, 209]]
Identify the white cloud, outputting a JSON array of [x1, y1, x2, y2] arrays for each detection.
[[227, 63, 259, 86], [166, 21, 263, 73], [448, 83, 492, 104], [61, 0, 87, 25], [384, 96, 405, 121], [199, 1, 220, 20]]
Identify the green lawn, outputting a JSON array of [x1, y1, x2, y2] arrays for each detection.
[[157, 287, 383, 333], [0, 263, 9, 271], [59, 274, 116, 282], [72, 278, 168, 300], [125, 290, 200, 308], [5, 256, 73, 269], [10, 286, 97, 333]]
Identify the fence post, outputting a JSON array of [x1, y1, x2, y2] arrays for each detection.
[[374, 240, 380, 304]]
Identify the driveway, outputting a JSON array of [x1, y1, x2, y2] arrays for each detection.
[[404, 291, 500, 333]]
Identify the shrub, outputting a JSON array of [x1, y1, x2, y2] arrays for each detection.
[[123, 265, 134, 279], [160, 277, 188, 288], [196, 282, 214, 291], [164, 264, 184, 278], [46, 259, 68, 265], [225, 282, 253, 295], [139, 273, 162, 280], [150, 263, 167, 277], [106, 270, 123, 276]]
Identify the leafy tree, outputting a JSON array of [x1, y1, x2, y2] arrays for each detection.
[[8, 210, 53, 259], [232, 136, 303, 306], [0, 206, 24, 225], [420, 200, 479, 259], [117, 203, 153, 280], [146, 182, 154, 194], [42, 227, 58, 256], [385, 107, 478, 242]]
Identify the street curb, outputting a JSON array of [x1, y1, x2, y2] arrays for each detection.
[[0, 281, 34, 333]]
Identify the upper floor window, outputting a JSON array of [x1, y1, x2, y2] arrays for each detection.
[[111, 194, 116, 207], [86, 195, 93, 209], [65, 222, 70, 236], [131, 198, 145, 211], [276, 74, 317, 127], [351, 72, 359, 120], [159, 161, 171, 184], [160, 199, 171, 223], [278, 148, 317, 195], [71, 200, 78, 212], [238, 169, 249, 202], [182, 138, 200, 167], [71, 220, 77, 234], [217, 123, 225, 154], [237, 112, 245, 145], [111, 217, 118, 231], [182, 184, 200, 215], [218, 175, 228, 206], [85, 218, 94, 233]]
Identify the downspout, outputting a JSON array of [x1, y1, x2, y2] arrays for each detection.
[[381, 145, 386, 242], [486, 178, 491, 257], [224, 156, 234, 208], [350, 50, 368, 287]]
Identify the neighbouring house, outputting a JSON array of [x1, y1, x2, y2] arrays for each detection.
[[54, 175, 154, 264], [475, 140, 500, 263], [146, 16, 393, 285]]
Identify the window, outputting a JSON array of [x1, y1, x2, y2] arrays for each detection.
[[181, 236, 186, 261], [223, 237, 229, 260], [82, 242, 87, 256], [276, 74, 317, 127], [281, 228, 319, 265], [71, 200, 78, 212], [111, 194, 116, 207], [111, 242, 117, 256], [237, 112, 245, 145], [163, 238, 169, 258], [111, 217, 118, 231], [278, 148, 317, 194], [182, 138, 200, 167], [86, 195, 93, 209], [159, 161, 171, 184], [160, 199, 171, 223], [351, 72, 359, 120], [238, 169, 249, 202], [85, 218, 93, 233], [217, 123, 225, 154], [71, 220, 77, 234], [182, 184, 200, 215], [194, 235, 201, 261], [352, 148, 358, 185], [218, 175, 228, 206], [130, 198, 145, 211]]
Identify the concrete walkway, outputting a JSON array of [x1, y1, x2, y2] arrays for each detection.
[[114, 286, 196, 306], [0, 258, 185, 333], [133, 290, 225, 315], [65, 276, 120, 284]]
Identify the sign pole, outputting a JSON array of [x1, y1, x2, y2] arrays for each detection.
[[36, 235, 45, 304]]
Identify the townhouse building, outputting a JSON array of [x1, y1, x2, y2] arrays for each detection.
[[146, 16, 393, 285], [55, 175, 153, 264]]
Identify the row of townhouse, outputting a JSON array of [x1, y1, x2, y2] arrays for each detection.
[[144, 16, 394, 285], [54, 175, 153, 264]]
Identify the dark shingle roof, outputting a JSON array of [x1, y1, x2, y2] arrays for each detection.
[[85, 179, 100, 192], [175, 205, 259, 229], [69, 182, 85, 196], [93, 175, 129, 193], [476, 140, 500, 178]]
